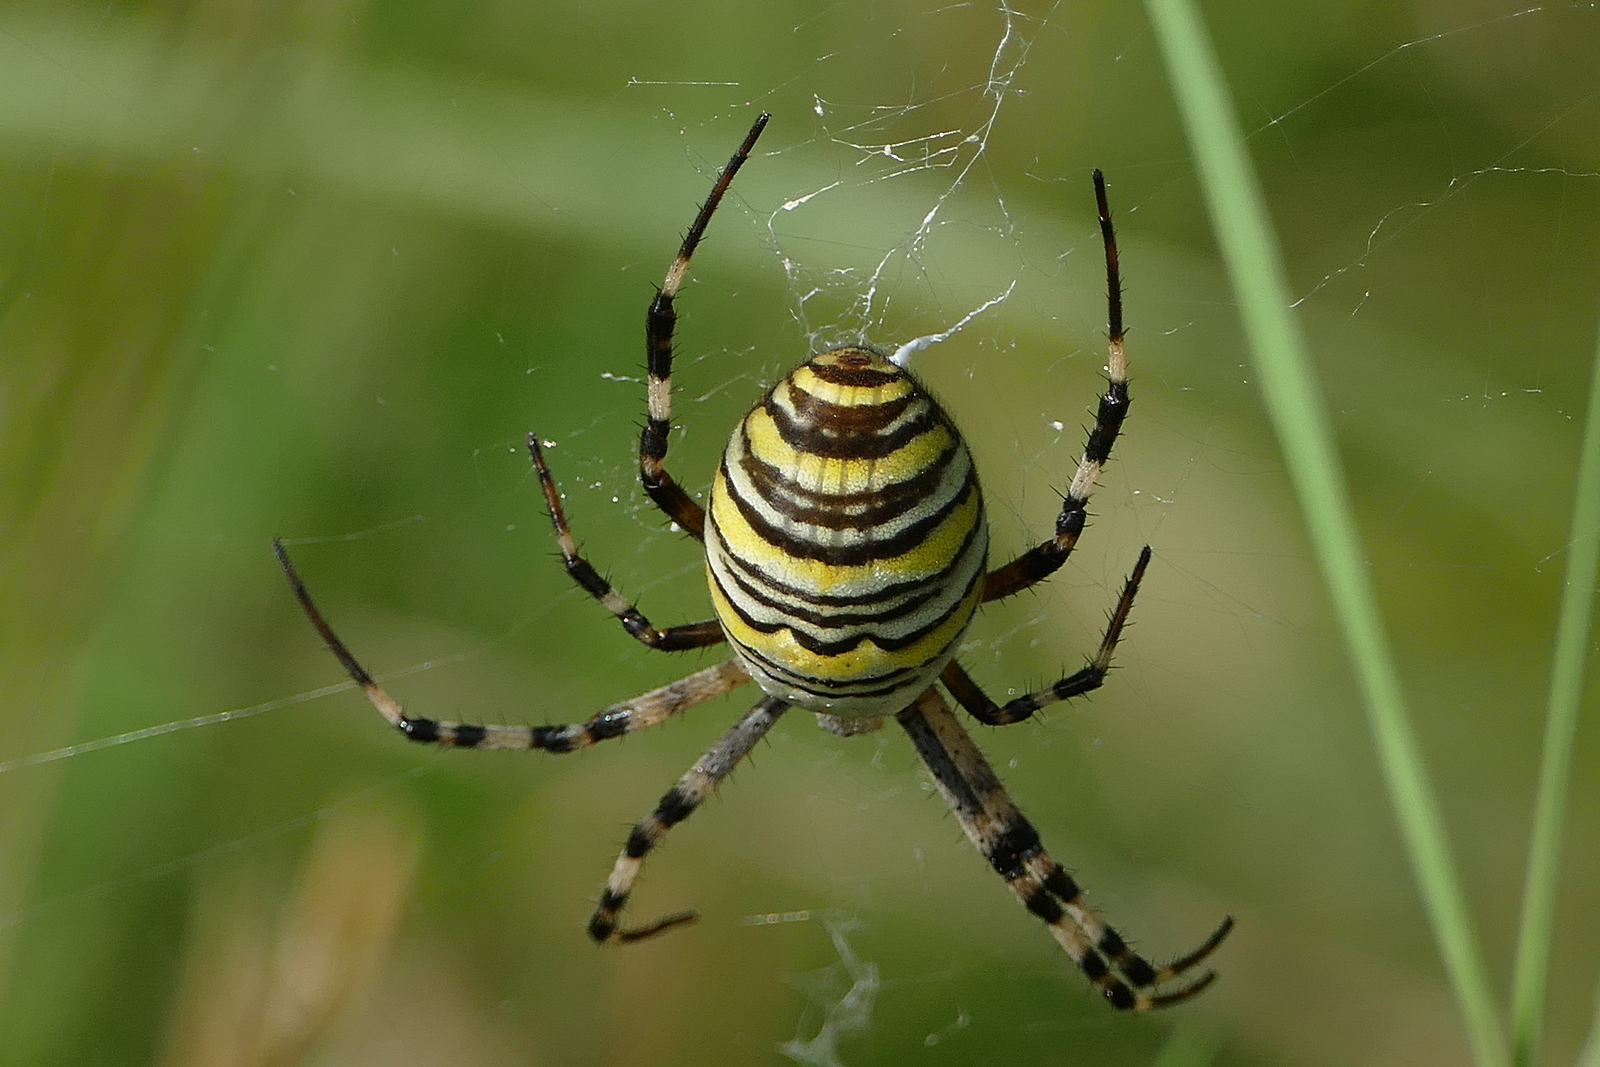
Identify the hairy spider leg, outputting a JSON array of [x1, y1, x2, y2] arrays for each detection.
[[945, 546, 1150, 726], [528, 433, 725, 651], [588, 695, 788, 943], [639, 114, 771, 540], [984, 170, 1129, 602], [275, 539, 748, 750], [897, 688, 1231, 1010]]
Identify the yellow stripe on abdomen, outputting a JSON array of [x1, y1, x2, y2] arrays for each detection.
[[704, 346, 988, 716]]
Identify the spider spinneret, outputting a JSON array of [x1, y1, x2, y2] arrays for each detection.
[[276, 111, 1233, 1010]]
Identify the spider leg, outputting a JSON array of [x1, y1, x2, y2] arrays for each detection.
[[984, 170, 1128, 602], [896, 687, 1230, 1010], [274, 539, 749, 749], [528, 434, 725, 651], [588, 694, 788, 943], [946, 546, 1149, 726], [639, 113, 770, 541]]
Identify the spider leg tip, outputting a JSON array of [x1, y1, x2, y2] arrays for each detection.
[[1206, 913, 1236, 947], [1161, 968, 1218, 1006]]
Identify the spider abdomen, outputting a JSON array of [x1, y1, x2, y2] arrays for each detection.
[[705, 346, 988, 716]]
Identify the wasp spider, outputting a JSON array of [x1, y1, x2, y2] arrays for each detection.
[[276, 113, 1233, 1011]]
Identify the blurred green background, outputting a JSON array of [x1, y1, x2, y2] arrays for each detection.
[[2, 1, 1598, 1064]]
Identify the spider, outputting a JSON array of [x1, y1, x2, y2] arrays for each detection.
[[275, 112, 1233, 1011]]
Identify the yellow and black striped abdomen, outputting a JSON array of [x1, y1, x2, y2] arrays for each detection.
[[706, 346, 988, 716]]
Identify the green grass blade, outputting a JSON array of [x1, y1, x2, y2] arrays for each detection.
[[1141, 2, 1506, 1065], [1508, 315, 1600, 1067]]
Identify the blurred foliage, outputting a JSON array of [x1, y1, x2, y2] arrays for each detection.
[[0, 1, 1597, 1065]]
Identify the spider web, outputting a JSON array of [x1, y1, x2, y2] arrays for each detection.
[[3, 2, 1600, 1066]]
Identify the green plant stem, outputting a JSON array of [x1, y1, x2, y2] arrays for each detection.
[[1142, 2, 1505, 1065], [1508, 312, 1600, 1067]]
